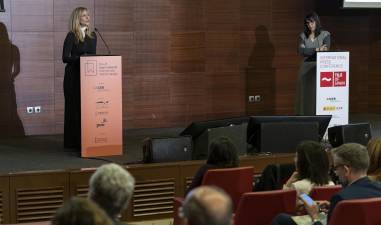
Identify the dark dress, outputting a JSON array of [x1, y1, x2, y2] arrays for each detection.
[[62, 31, 97, 149], [295, 30, 330, 116]]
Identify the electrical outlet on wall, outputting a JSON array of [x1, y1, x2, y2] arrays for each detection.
[[27, 107, 34, 114], [34, 106, 41, 113]]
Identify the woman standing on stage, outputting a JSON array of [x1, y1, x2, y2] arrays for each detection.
[[295, 12, 330, 116], [62, 7, 97, 149]]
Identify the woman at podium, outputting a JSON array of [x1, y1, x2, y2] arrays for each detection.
[[296, 12, 330, 116], [62, 7, 97, 149]]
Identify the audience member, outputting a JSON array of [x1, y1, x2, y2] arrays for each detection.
[[180, 186, 233, 225], [52, 197, 113, 225], [186, 137, 239, 194], [270, 143, 381, 225], [89, 163, 135, 225], [367, 138, 381, 181], [283, 141, 334, 213]]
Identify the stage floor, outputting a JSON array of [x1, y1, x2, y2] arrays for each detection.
[[0, 127, 183, 173], [0, 113, 379, 173]]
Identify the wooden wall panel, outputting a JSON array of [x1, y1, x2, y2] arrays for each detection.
[[368, 13, 381, 113], [0, 0, 378, 135], [0, 176, 10, 224], [9, 171, 69, 223]]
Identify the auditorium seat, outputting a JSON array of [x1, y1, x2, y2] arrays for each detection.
[[201, 166, 254, 210], [310, 185, 342, 201], [328, 197, 381, 225], [172, 166, 254, 225], [172, 197, 184, 225], [234, 189, 297, 225]]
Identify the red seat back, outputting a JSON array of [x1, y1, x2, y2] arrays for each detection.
[[234, 189, 297, 225], [201, 167, 254, 210], [329, 197, 381, 225], [310, 185, 342, 201], [172, 197, 184, 225]]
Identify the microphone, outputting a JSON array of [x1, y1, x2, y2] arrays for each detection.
[[94, 27, 111, 55]]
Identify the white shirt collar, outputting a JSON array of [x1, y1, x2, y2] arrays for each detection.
[[80, 26, 87, 38]]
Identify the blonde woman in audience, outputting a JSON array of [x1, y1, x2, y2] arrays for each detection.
[[52, 197, 113, 225], [283, 141, 334, 213], [367, 137, 381, 181]]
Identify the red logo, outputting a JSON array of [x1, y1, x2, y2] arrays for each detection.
[[320, 72, 333, 87], [334, 72, 346, 87]]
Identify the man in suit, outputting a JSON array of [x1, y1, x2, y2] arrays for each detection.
[[271, 143, 381, 225]]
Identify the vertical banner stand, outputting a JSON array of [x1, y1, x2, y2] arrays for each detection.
[[80, 55, 123, 157], [316, 51, 350, 129]]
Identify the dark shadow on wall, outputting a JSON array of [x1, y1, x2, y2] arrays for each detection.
[[0, 22, 25, 136], [246, 25, 276, 115]]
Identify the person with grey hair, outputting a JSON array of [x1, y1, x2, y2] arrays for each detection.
[[270, 143, 381, 225], [180, 186, 233, 225], [89, 163, 135, 225]]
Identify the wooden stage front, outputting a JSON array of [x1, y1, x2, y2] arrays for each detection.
[[0, 130, 294, 224]]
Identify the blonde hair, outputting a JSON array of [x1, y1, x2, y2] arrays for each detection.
[[68, 7, 94, 42], [367, 138, 381, 181]]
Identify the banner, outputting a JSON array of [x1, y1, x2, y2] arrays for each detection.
[[80, 55, 123, 157], [316, 52, 349, 128]]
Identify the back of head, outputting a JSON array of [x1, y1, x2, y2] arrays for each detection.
[[367, 138, 381, 181], [207, 137, 239, 168], [296, 141, 330, 185], [52, 197, 113, 225], [332, 143, 369, 173], [89, 163, 135, 219], [182, 186, 233, 225]]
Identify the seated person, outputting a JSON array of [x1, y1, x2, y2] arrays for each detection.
[[186, 136, 239, 194], [367, 137, 381, 181], [270, 143, 381, 225], [283, 141, 334, 213], [180, 186, 233, 225], [88, 163, 135, 225], [52, 197, 113, 225]]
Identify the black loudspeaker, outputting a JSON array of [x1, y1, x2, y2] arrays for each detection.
[[328, 123, 372, 148], [257, 122, 319, 153], [143, 136, 192, 163], [193, 123, 248, 160]]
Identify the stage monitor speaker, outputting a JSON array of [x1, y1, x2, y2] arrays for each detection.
[[257, 122, 319, 153], [192, 123, 248, 160], [328, 123, 371, 148], [143, 136, 192, 163]]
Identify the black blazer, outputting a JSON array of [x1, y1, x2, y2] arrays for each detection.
[[313, 176, 381, 225]]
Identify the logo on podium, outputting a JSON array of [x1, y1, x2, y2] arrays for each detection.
[[85, 60, 97, 76]]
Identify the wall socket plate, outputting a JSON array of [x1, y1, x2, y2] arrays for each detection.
[[248, 95, 262, 102], [34, 106, 41, 113], [27, 107, 34, 114]]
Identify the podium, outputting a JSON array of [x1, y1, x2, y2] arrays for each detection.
[[316, 51, 349, 128], [80, 55, 123, 157]]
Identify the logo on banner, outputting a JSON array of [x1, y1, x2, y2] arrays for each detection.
[[320, 72, 333, 87], [334, 72, 346, 86], [85, 60, 97, 76], [320, 71, 346, 87]]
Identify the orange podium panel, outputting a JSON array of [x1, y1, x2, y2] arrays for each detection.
[[80, 55, 123, 157]]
